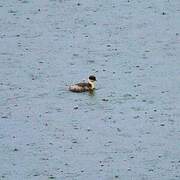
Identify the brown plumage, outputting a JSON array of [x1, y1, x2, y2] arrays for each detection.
[[69, 75, 96, 93], [69, 83, 92, 92]]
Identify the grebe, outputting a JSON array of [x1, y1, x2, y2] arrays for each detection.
[[69, 75, 96, 92]]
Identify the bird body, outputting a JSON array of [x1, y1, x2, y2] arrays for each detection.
[[69, 75, 96, 93]]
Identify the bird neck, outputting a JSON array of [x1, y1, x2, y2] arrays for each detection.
[[88, 79, 95, 89]]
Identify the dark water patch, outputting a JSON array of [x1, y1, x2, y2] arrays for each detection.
[[73, 106, 78, 110], [87, 60, 95, 64], [122, 94, 135, 100], [13, 148, 19, 152], [102, 98, 109, 102], [8, 10, 17, 14], [1, 116, 8, 119], [21, 0, 29, 4], [48, 175, 56, 179]]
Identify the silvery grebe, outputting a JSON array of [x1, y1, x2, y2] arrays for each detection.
[[69, 75, 96, 92]]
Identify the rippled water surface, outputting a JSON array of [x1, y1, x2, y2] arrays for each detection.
[[0, 0, 180, 179]]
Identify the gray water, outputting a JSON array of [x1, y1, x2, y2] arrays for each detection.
[[0, 0, 180, 179]]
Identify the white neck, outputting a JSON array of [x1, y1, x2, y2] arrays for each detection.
[[88, 79, 95, 89]]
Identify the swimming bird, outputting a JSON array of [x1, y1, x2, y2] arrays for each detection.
[[69, 75, 96, 92]]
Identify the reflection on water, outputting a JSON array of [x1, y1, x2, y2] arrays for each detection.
[[88, 90, 95, 96]]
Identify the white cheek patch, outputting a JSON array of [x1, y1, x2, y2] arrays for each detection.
[[91, 82, 95, 89], [88, 80, 95, 89]]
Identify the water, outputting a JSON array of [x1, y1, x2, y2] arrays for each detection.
[[0, 0, 180, 179]]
